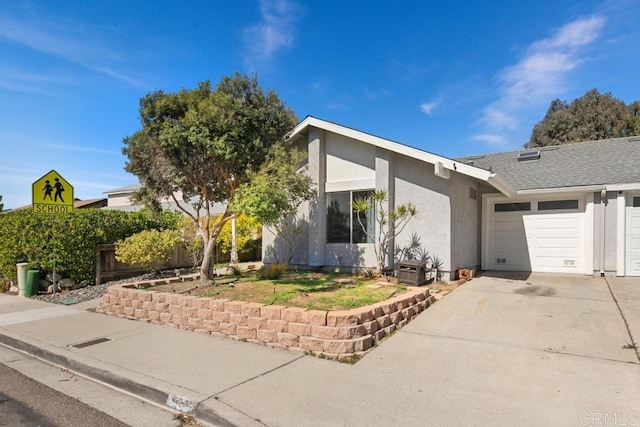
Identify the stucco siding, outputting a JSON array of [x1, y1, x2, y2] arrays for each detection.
[[449, 172, 480, 274], [325, 133, 376, 184], [393, 156, 452, 275], [593, 191, 618, 274]]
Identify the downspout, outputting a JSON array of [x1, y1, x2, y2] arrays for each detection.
[[600, 189, 607, 277]]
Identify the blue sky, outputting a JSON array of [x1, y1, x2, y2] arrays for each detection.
[[1, 0, 638, 209]]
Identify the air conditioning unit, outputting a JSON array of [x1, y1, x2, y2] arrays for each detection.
[[434, 161, 450, 179]]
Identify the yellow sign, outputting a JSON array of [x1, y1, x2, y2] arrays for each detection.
[[32, 170, 74, 214]]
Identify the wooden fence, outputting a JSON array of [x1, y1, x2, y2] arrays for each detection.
[[95, 244, 194, 285]]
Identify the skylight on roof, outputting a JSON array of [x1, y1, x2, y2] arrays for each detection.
[[517, 150, 540, 161]]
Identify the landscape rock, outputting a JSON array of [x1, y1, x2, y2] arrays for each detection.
[[72, 280, 89, 290], [10, 285, 18, 293], [46, 272, 62, 283], [59, 278, 76, 289]]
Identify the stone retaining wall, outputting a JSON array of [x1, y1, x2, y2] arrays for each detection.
[[97, 284, 435, 359]]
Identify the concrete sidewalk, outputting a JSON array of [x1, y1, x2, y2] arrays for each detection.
[[1, 274, 639, 426]]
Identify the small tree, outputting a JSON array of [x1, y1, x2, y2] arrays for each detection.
[[122, 73, 297, 284], [218, 214, 261, 256], [115, 229, 182, 273], [353, 190, 418, 272], [233, 144, 315, 266]]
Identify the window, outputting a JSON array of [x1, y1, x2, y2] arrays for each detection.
[[538, 199, 578, 210], [634, 197, 640, 208], [326, 190, 374, 243], [494, 202, 531, 212]]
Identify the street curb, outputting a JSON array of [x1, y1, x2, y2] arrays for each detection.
[[0, 333, 241, 427]]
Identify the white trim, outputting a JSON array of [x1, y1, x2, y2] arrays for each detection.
[[607, 182, 640, 191], [481, 193, 491, 270], [617, 192, 626, 276], [584, 192, 594, 275], [516, 185, 604, 195], [325, 179, 376, 193], [515, 183, 640, 196], [288, 117, 515, 196]]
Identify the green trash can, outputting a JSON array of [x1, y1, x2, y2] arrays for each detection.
[[26, 270, 40, 297]]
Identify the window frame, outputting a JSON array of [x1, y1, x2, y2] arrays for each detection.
[[538, 199, 579, 211], [326, 189, 375, 244], [494, 202, 531, 212]]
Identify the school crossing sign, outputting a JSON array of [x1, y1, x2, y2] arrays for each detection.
[[32, 170, 74, 214]]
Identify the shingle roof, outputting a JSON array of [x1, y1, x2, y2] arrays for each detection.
[[456, 136, 640, 191], [103, 183, 141, 195]]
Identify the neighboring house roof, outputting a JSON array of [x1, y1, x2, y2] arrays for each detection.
[[73, 198, 108, 209], [457, 136, 640, 193], [287, 116, 515, 196], [103, 183, 227, 216], [103, 183, 141, 196]]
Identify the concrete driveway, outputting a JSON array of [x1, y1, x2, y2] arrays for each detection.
[[216, 273, 640, 426]]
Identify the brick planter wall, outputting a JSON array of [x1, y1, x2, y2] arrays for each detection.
[[97, 284, 435, 359]]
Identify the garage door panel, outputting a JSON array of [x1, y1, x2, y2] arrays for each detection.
[[536, 229, 581, 238], [629, 238, 640, 251], [536, 237, 582, 249], [627, 202, 640, 276], [536, 258, 578, 270], [488, 199, 584, 273]]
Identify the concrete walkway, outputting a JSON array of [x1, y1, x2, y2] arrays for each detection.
[[1, 274, 638, 426]]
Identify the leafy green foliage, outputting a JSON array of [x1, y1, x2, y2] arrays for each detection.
[[233, 144, 315, 226], [528, 89, 640, 147], [122, 73, 297, 282], [176, 216, 203, 268], [353, 190, 418, 272], [217, 214, 262, 255], [234, 144, 315, 265], [116, 229, 182, 272], [0, 209, 180, 283]]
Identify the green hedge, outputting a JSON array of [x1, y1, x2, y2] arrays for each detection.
[[0, 209, 180, 283]]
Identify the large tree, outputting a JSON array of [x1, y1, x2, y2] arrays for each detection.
[[122, 73, 297, 283], [527, 89, 640, 148]]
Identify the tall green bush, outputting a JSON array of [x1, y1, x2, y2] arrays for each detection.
[[0, 209, 180, 283], [115, 229, 182, 272]]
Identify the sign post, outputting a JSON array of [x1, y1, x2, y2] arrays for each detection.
[[32, 170, 74, 295]]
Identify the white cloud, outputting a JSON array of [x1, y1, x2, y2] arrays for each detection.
[[477, 15, 606, 144], [420, 100, 439, 115], [0, 10, 142, 87], [473, 134, 508, 147], [243, 0, 302, 66]]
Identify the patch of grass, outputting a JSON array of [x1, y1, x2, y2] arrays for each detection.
[[148, 270, 410, 311]]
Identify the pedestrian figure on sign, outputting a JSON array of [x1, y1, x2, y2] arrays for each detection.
[[43, 180, 53, 200], [54, 178, 65, 203]]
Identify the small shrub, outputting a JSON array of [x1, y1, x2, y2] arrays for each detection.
[[116, 229, 182, 272], [259, 263, 287, 280], [0, 276, 10, 293]]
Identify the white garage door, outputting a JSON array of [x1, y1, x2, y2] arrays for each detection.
[[486, 198, 585, 273], [625, 195, 640, 276]]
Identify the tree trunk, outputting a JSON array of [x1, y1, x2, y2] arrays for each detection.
[[200, 235, 216, 285]]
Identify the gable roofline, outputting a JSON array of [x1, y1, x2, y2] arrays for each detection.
[[287, 116, 515, 196]]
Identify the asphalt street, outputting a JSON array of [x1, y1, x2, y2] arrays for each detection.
[[0, 363, 128, 427]]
